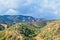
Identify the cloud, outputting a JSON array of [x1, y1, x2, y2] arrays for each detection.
[[4, 9, 19, 15], [0, 0, 60, 19], [0, 0, 8, 14]]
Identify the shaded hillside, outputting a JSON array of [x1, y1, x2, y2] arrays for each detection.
[[0, 15, 43, 24]]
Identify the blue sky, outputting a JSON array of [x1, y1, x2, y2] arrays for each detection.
[[0, 0, 60, 20]]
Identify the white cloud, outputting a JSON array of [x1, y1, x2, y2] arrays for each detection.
[[4, 9, 19, 15], [23, 0, 34, 6], [0, 0, 21, 14], [0, 0, 60, 19], [0, 0, 8, 13], [7, 0, 21, 8]]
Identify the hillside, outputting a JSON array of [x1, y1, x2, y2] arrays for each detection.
[[38, 20, 60, 40], [0, 20, 60, 40]]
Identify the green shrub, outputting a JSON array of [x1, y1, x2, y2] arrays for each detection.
[[18, 25, 36, 37]]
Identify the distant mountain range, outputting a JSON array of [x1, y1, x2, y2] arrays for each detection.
[[0, 15, 43, 24]]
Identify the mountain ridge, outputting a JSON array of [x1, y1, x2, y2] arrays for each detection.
[[0, 15, 42, 24]]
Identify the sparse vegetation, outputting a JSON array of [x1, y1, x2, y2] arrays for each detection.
[[0, 20, 60, 40]]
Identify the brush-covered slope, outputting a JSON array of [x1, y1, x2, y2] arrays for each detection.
[[0, 20, 60, 40], [37, 20, 60, 40], [0, 21, 46, 40]]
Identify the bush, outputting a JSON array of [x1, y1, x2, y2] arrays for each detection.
[[18, 25, 36, 37]]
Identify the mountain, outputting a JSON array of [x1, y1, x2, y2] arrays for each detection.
[[0, 20, 60, 40], [38, 20, 60, 40], [1, 15, 60, 40], [0, 15, 42, 24], [0, 21, 47, 40]]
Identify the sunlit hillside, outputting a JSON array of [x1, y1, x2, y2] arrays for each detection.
[[39, 20, 60, 40], [0, 20, 60, 40]]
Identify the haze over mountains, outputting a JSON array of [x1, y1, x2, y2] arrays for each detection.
[[0, 15, 43, 24]]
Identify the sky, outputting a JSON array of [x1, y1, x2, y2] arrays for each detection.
[[0, 0, 60, 20]]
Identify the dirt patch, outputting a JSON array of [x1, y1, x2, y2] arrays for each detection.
[[35, 35, 44, 40]]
